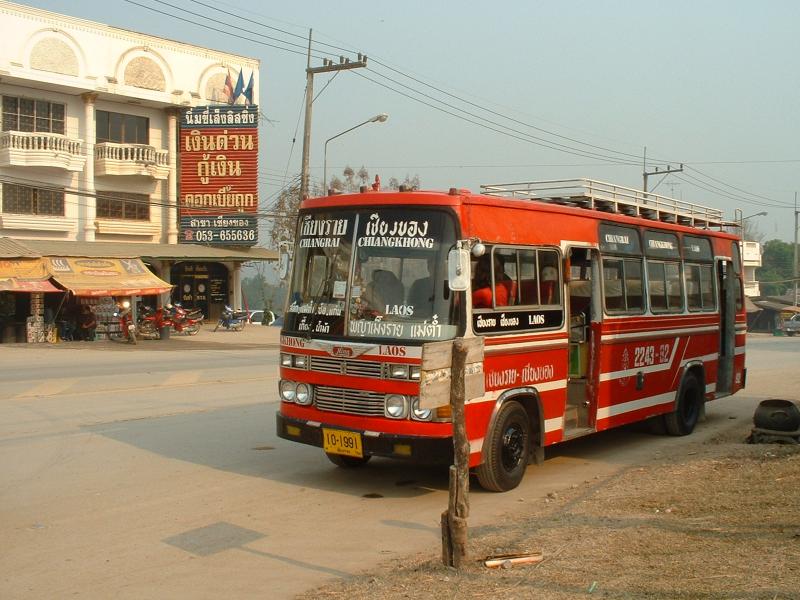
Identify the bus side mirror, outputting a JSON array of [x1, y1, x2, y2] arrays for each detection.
[[278, 248, 290, 281], [448, 247, 470, 291]]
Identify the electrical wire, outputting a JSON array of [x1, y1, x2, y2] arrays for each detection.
[[123, 0, 795, 212]]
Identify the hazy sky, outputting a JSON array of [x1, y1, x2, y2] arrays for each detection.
[[21, 0, 800, 242]]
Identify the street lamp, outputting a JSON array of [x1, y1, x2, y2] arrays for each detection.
[[323, 113, 388, 193], [734, 209, 767, 227]]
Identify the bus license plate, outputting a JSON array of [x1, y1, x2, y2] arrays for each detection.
[[322, 428, 363, 458]]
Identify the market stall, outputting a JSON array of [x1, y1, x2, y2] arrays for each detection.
[[0, 258, 63, 343], [44, 257, 172, 340]]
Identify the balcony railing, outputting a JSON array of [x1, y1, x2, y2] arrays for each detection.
[[95, 142, 169, 180], [0, 130, 85, 171]]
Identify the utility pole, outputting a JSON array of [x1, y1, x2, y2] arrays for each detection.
[[643, 163, 684, 194], [298, 30, 367, 200], [794, 192, 798, 306]]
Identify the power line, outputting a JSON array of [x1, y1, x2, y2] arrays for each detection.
[[115, 0, 793, 211]]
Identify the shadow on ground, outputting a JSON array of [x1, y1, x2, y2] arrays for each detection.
[[79, 400, 745, 500]]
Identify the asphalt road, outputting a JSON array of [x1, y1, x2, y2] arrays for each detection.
[[0, 330, 795, 599]]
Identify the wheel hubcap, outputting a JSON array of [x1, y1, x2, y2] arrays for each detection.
[[501, 424, 525, 471]]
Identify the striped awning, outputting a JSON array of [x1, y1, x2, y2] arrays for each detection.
[[0, 258, 61, 293], [45, 257, 172, 297]]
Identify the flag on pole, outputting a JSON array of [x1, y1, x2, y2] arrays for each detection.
[[223, 70, 234, 104], [243, 72, 254, 105], [233, 69, 244, 103]]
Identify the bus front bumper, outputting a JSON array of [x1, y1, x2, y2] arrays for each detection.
[[276, 413, 453, 465]]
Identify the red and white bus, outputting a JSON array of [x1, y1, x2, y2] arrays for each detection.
[[276, 179, 746, 491]]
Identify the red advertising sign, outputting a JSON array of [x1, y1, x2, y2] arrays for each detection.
[[179, 105, 259, 245]]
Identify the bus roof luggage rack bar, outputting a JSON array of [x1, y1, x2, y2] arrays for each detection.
[[480, 179, 728, 229]]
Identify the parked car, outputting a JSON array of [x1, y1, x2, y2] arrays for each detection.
[[782, 313, 800, 336], [248, 309, 276, 326]]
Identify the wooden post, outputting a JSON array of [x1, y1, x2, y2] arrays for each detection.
[[441, 337, 473, 568]]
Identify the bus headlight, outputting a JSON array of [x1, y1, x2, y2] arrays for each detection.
[[410, 366, 421, 380], [280, 353, 293, 367], [279, 380, 297, 402], [385, 394, 408, 419], [295, 383, 313, 405], [411, 397, 432, 421], [388, 364, 409, 379], [293, 355, 308, 369]]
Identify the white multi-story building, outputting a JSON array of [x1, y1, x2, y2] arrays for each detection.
[[0, 1, 272, 325], [741, 240, 762, 297]]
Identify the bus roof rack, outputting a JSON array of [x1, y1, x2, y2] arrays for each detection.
[[480, 179, 728, 229]]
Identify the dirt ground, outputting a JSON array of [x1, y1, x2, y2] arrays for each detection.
[[300, 420, 800, 600]]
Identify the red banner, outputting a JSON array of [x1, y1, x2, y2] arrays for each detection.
[[179, 105, 259, 245]]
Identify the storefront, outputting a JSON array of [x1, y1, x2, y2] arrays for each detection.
[[44, 256, 173, 340], [1, 238, 277, 342], [0, 258, 64, 343], [171, 262, 230, 321]]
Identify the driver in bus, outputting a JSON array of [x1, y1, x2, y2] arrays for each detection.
[[363, 269, 404, 313], [407, 256, 437, 318], [472, 254, 510, 309]]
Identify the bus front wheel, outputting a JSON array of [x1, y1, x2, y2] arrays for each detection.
[[476, 401, 531, 492], [326, 452, 371, 468], [665, 373, 702, 436]]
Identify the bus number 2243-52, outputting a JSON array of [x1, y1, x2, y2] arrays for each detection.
[[633, 343, 671, 367]]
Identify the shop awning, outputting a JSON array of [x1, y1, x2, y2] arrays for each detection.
[[0, 259, 62, 293], [45, 257, 172, 297]]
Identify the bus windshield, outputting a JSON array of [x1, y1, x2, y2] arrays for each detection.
[[285, 208, 459, 341]]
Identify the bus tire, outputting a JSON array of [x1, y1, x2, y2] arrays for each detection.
[[476, 401, 531, 492], [665, 373, 702, 436], [326, 452, 371, 468]]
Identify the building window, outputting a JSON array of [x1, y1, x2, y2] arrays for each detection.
[[96, 191, 150, 220], [2, 96, 65, 134], [2, 183, 64, 216], [96, 110, 149, 144]]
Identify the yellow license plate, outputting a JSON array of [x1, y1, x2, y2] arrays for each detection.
[[322, 428, 363, 458]]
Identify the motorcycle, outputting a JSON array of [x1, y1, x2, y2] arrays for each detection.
[[114, 300, 137, 344], [214, 305, 247, 332], [169, 303, 203, 336], [137, 305, 168, 339]]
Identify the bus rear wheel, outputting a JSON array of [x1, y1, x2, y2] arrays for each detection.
[[325, 452, 371, 468], [665, 373, 702, 436], [476, 401, 531, 492]]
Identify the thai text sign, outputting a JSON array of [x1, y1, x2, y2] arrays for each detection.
[[179, 105, 259, 246]]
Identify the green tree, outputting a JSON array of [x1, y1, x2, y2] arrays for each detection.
[[757, 239, 794, 296]]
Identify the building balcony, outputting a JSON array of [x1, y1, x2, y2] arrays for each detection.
[[95, 142, 169, 180], [0, 131, 86, 171], [744, 280, 761, 298], [0, 213, 77, 233], [95, 218, 161, 237]]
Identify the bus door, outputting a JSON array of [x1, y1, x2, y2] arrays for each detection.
[[716, 259, 737, 394], [565, 246, 601, 436]]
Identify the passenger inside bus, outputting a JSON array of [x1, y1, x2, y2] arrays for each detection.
[[472, 254, 510, 308], [364, 269, 404, 312]]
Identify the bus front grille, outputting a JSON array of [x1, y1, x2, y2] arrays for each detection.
[[314, 385, 385, 416], [310, 356, 383, 378]]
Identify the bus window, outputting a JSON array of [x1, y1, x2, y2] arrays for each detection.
[[539, 250, 560, 305], [603, 257, 644, 314], [495, 248, 518, 305], [518, 249, 538, 305], [472, 252, 509, 308], [647, 260, 683, 313], [683, 236, 715, 312]]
